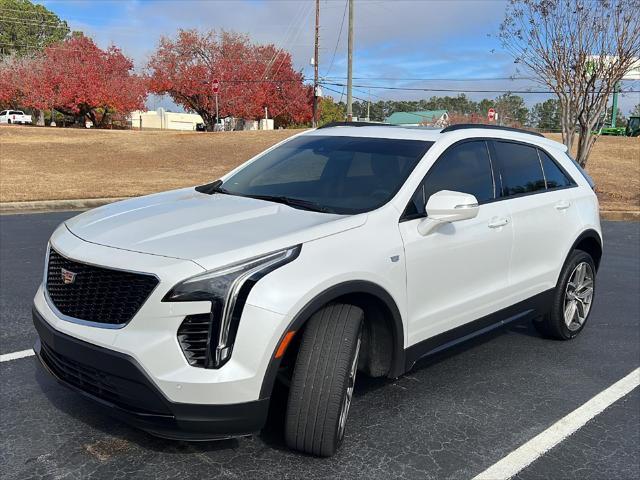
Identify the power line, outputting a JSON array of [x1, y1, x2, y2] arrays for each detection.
[[271, 0, 314, 79], [320, 81, 640, 94], [261, 0, 308, 79], [0, 17, 69, 28], [322, 83, 368, 103], [0, 7, 62, 17], [324, 0, 348, 77], [323, 75, 538, 82]]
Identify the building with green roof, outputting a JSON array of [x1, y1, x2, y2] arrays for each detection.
[[385, 110, 449, 126]]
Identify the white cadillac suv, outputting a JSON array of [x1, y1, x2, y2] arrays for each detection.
[[33, 123, 602, 456]]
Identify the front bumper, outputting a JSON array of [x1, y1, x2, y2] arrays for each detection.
[[33, 308, 270, 441]]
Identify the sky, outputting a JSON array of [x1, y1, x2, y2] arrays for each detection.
[[40, 0, 640, 114]]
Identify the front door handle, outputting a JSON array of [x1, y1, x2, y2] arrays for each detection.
[[488, 217, 509, 229], [555, 200, 571, 210]]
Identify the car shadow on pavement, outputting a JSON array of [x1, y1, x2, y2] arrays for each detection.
[[355, 318, 543, 396], [32, 318, 545, 458], [34, 367, 244, 455]]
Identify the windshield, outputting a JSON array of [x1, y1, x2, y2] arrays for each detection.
[[219, 135, 432, 214]]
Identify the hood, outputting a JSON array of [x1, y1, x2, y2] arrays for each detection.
[[65, 188, 366, 270]]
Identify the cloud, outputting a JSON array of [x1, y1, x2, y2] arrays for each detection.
[[49, 0, 511, 76], [42, 0, 639, 111]]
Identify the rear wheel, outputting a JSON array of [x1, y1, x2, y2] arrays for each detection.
[[285, 303, 363, 457], [534, 250, 596, 340]]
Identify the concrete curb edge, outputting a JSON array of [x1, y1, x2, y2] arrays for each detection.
[[0, 198, 638, 221], [0, 197, 131, 214]]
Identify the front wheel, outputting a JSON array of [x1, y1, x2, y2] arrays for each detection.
[[285, 303, 363, 457], [534, 250, 596, 340]]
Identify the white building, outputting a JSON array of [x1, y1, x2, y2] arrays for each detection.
[[129, 109, 204, 131], [129, 109, 275, 131]]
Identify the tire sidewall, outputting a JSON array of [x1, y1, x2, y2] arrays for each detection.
[[284, 304, 364, 457]]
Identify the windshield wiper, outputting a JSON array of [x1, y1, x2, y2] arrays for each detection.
[[196, 182, 333, 213], [195, 180, 232, 195], [246, 194, 334, 213]]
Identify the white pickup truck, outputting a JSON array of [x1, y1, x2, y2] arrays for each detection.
[[0, 110, 32, 125]]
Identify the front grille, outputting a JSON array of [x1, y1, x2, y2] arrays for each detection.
[[46, 248, 158, 325], [177, 313, 216, 367]]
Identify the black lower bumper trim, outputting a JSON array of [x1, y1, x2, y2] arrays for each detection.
[[33, 308, 270, 441]]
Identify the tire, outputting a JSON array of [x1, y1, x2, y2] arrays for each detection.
[[7, 119, 11, 124], [534, 250, 596, 340], [285, 303, 363, 457]]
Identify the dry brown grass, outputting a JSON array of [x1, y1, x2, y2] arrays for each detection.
[[0, 126, 300, 202], [1, 126, 638, 211]]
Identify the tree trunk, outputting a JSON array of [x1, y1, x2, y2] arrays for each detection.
[[36, 110, 45, 126], [576, 127, 597, 168], [196, 109, 215, 131], [559, 96, 575, 153], [98, 109, 110, 128], [87, 110, 98, 128]]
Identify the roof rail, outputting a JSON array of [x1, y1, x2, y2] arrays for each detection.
[[440, 124, 545, 138], [316, 121, 393, 129]]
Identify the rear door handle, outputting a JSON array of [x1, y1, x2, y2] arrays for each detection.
[[555, 200, 571, 210], [488, 217, 509, 229]]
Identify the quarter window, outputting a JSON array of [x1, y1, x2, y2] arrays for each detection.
[[493, 141, 546, 197], [405, 140, 494, 218], [538, 150, 574, 189]]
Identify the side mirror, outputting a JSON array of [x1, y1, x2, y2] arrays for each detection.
[[417, 190, 479, 236]]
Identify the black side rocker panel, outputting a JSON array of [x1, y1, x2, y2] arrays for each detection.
[[33, 308, 270, 441], [404, 289, 554, 371]]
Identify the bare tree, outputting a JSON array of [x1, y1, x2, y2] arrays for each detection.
[[500, 0, 640, 166]]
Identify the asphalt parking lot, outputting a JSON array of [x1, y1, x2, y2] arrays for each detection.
[[1, 212, 638, 480]]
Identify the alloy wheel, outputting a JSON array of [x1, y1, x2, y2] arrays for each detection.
[[564, 261, 594, 331], [337, 326, 362, 440]]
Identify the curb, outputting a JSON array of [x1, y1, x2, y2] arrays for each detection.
[[599, 210, 640, 222], [0, 198, 638, 221], [0, 197, 130, 214]]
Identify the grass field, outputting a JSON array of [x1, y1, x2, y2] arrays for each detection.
[[1, 126, 638, 211]]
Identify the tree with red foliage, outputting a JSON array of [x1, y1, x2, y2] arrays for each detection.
[[0, 56, 24, 110], [1, 35, 147, 127], [148, 30, 312, 129], [41, 35, 147, 126]]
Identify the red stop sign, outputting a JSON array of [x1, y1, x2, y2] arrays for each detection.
[[212, 79, 220, 94], [488, 108, 496, 121]]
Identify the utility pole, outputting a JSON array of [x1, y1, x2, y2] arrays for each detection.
[[366, 88, 370, 121], [346, 0, 354, 121], [312, 0, 320, 128], [611, 81, 620, 128]]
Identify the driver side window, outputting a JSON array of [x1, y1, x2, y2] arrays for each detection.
[[404, 140, 495, 219]]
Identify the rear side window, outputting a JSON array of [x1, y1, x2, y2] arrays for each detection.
[[404, 140, 494, 218], [538, 150, 574, 189], [493, 141, 546, 197], [566, 154, 595, 189]]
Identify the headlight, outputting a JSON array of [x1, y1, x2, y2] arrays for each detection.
[[163, 245, 300, 368]]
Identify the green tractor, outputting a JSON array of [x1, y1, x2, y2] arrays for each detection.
[[593, 115, 640, 137], [593, 79, 639, 136], [626, 116, 640, 137]]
